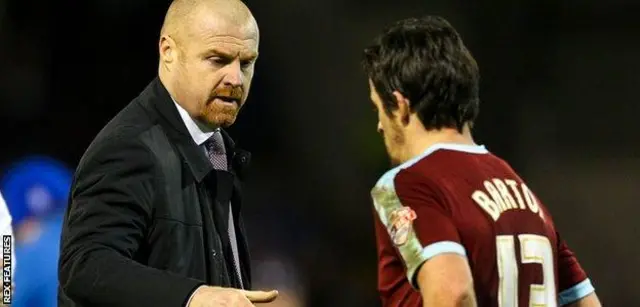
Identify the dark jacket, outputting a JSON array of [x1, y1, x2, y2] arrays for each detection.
[[58, 77, 253, 307]]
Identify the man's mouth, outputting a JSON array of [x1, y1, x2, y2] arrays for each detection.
[[215, 96, 240, 104]]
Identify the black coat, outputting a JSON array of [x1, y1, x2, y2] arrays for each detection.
[[58, 77, 253, 307]]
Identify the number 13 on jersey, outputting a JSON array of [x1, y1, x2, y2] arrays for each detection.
[[497, 234, 556, 307]]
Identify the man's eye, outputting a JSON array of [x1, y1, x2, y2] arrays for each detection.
[[209, 57, 229, 65], [240, 60, 254, 69]]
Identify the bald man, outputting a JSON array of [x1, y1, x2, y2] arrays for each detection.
[[58, 1, 278, 306]]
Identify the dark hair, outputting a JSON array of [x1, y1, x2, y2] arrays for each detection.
[[362, 16, 480, 132]]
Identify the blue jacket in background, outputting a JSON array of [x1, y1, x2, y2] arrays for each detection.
[[13, 212, 64, 307]]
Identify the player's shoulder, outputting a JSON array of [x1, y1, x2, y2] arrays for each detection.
[[371, 143, 491, 216], [373, 143, 491, 190]]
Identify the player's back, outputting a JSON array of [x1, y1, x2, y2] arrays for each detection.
[[426, 145, 557, 306], [372, 143, 592, 306]]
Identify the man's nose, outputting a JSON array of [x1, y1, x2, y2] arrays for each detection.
[[377, 121, 383, 134], [222, 60, 244, 87]]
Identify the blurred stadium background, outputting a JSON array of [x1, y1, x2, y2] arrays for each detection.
[[0, 0, 638, 306]]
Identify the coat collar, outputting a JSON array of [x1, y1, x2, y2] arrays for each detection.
[[138, 77, 251, 182]]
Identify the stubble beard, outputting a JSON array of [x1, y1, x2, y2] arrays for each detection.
[[385, 123, 406, 167]]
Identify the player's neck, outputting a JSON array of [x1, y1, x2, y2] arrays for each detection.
[[404, 124, 476, 161]]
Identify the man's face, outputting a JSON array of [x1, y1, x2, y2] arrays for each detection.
[[369, 80, 406, 166], [169, 9, 259, 128]]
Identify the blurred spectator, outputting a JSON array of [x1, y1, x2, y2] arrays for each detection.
[[0, 156, 73, 307]]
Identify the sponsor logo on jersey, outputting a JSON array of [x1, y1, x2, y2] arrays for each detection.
[[388, 206, 417, 246]]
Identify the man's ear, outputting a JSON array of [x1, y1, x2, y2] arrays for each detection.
[[159, 35, 177, 67], [392, 91, 411, 125]]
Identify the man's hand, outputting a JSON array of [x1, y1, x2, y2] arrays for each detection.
[[187, 285, 278, 307]]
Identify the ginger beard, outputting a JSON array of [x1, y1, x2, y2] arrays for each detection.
[[198, 86, 245, 128]]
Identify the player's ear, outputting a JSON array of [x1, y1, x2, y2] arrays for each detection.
[[159, 35, 177, 66], [392, 91, 411, 125]]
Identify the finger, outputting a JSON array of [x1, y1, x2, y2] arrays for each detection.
[[240, 289, 279, 303]]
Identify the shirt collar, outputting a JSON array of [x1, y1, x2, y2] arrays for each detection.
[[172, 99, 217, 146]]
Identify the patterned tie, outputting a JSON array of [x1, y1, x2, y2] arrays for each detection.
[[205, 130, 244, 288], [206, 131, 228, 170]]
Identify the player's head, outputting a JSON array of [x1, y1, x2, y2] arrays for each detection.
[[362, 16, 480, 164], [158, 0, 259, 128]]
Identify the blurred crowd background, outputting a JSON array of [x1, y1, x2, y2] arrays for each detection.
[[0, 0, 638, 306]]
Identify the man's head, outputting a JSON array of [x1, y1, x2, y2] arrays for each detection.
[[362, 16, 480, 165], [158, 0, 259, 128]]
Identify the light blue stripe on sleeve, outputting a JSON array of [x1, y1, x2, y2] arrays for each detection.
[[407, 241, 467, 289], [558, 278, 595, 306]]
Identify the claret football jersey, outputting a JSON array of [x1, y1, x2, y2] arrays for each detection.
[[371, 143, 594, 307]]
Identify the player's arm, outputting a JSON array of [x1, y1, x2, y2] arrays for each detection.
[[372, 169, 476, 307], [556, 233, 600, 306], [415, 253, 476, 307], [564, 293, 601, 307]]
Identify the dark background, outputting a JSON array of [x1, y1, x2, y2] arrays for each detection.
[[0, 0, 637, 305]]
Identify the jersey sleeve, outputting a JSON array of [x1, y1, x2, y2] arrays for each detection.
[[371, 168, 465, 288], [556, 233, 595, 306]]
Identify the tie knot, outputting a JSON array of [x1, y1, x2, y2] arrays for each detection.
[[206, 131, 226, 155]]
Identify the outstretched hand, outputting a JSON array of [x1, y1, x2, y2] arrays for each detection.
[[188, 285, 279, 307]]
